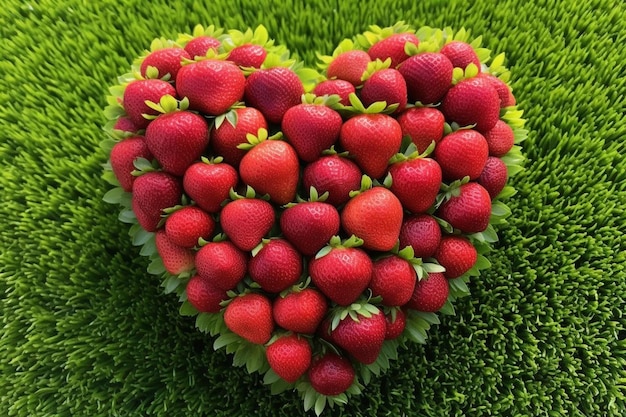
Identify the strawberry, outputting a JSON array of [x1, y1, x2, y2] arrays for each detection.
[[109, 136, 153, 192], [308, 353, 355, 396], [331, 309, 387, 364], [182, 159, 238, 213], [140, 47, 191, 80], [131, 171, 182, 232], [280, 200, 340, 257], [440, 41, 481, 71], [479, 73, 516, 108], [483, 119, 515, 157], [369, 255, 417, 306], [312, 79, 355, 106], [302, 154, 362, 207], [248, 239, 303, 293], [433, 235, 477, 279], [441, 76, 500, 132], [388, 154, 442, 214], [396, 107, 445, 154], [367, 33, 419, 68], [326, 50, 372, 87], [184, 36, 221, 58], [154, 230, 195, 275], [437, 182, 492, 233], [360, 68, 408, 113], [273, 288, 328, 334], [341, 183, 404, 251], [220, 196, 275, 251], [309, 236, 373, 306], [195, 241, 248, 290], [478, 156, 508, 198], [176, 59, 246, 116], [339, 113, 402, 179], [122, 79, 177, 129], [434, 129, 489, 181], [384, 309, 407, 340], [211, 107, 268, 167], [228, 43, 267, 68], [405, 272, 449, 312], [224, 293, 274, 344], [113, 116, 138, 134], [145, 106, 210, 176], [398, 52, 453, 104], [282, 103, 343, 162], [266, 334, 312, 383], [244, 66, 304, 124], [185, 274, 228, 313], [164, 206, 215, 248], [398, 214, 442, 259], [238, 134, 300, 205]]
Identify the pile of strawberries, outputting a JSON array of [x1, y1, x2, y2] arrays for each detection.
[[102, 23, 525, 414]]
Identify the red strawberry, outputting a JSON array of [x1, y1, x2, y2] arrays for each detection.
[[437, 182, 492, 233], [239, 137, 300, 205], [224, 293, 274, 344], [184, 36, 221, 58], [341, 185, 403, 251], [282, 104, 343, 162], [228, 43, 267, 68], [195, 241, 248, 290], [434, 129, 489, 181], [249, 239, 303, 293], [331, 309, 387, 364], [140, 47, 191, 80], [483, 119, 515, 157], [309, 237, 373, 306], [183, 159, 239, 213], [273, 288, 328, 334], [480, 73, 516, 108], [434, 235, 477, 279], [406, 272, 449, 312], [123, 79, 176, 129], [165, 206, 215, 248], [266, 334, 312, 383], [326, 50, 372, 87], [440, 41, 481, 71], [176, 59, 246, 116], [360, 68, 408, 113], [244, 66, 304, 123], [302, 155, 362, 207], [308, 353, 355, 396], [186, 275, 228, 313], [211, 107, 268, 167], [388, 155, 442, 214], [369, 255, 417, 306], [397, 107, 445, 154], [131, 171, 182, 232], [312, 79, 355, 106], [145, 109, 209, 176], [339, 113, 402, 179], [367, 33, 419, 68], [155, 230, 195, 275], [478, 156, 508, 198], [398, 52, 453, 104], [109, 136, 153, 192], [441, 76, 500, 132], [280, 201, 340, 256], [399, 214, 442, 259], [113, 116, 138, 134], [220, 197, 275, 251], [384, 309, 407, 340]]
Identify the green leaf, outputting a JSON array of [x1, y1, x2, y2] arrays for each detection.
[[213, 332, 241, 350], [439, 300, 456, 315], [179, 301, 198, 316], [102, 187, 125, 204]]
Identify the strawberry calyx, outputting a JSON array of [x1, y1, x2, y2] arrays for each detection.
[[213, 104, 245, 129], [360, 58, 392, 82], [434, 176, 471, 209], [320, 145, 350, 157], [198, 232, 228, 247], [355, 21, 416, 49], [277, 276, 313, 298], [227, 185, 271, 202], [315, 38, 360, 72], [392, 244, 446, 280], [388, 141, 437, 165], [284, 186, 330, 208], [130, 157, 159, 177], [237, 127, 283, 151], [301, 93, 343, 109], [314, 235, 364, 260], [143, 94, 190, 120], [348, 175, 374, 198], [176, 24, 227, 47], [344, 92, 398, 115], [451, 62, 481, 85], [328, 299, 381, 332]]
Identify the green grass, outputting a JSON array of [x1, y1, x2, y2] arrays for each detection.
[[1, 0, 625, 416]]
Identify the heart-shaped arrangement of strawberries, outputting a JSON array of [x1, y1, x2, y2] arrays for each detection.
[[102, 22, 526, 414]]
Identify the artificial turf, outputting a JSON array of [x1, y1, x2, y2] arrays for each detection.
[[1, 0, 625, 416]]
